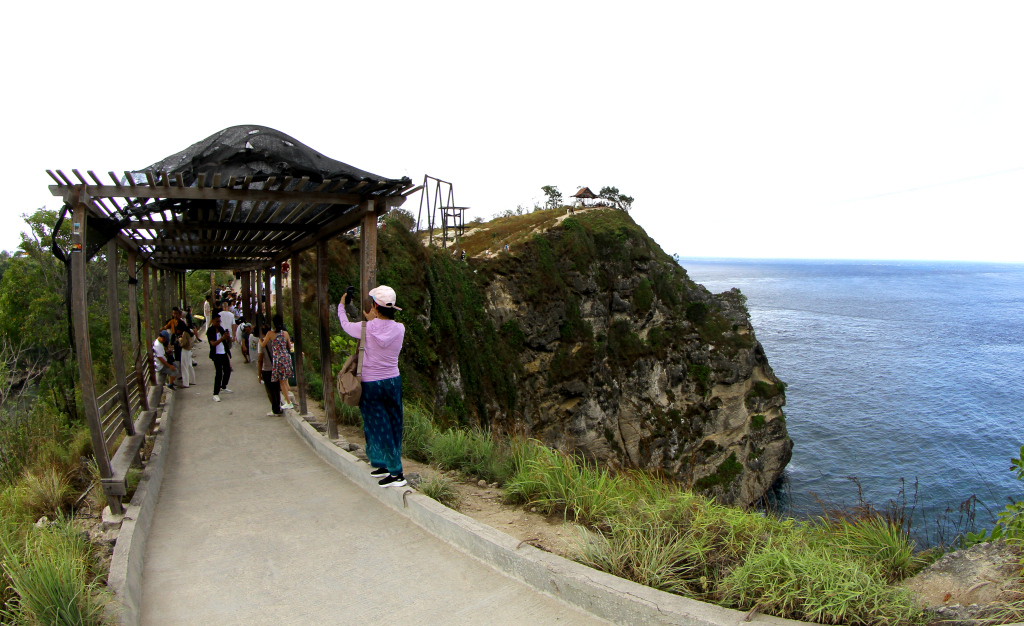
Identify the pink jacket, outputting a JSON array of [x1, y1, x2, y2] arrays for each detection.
[[337, 303, 405, 383]]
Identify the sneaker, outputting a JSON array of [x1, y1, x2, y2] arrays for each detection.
[[167, 384, 177, 390], [281, 403, 294, 410], [221, 388, 234, 394], [267, 412, 281, 416], [378, 474, 407, 488], [213, 395, 221, 402], [370, 468, 389, 478]]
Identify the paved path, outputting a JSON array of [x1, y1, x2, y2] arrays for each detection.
[[141, 357, 604, 625]]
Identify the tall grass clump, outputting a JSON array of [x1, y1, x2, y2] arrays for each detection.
[[505, 446, 630, 526], [402, 403, 436, 463], [719, 539, 923, 625], [419, 476, 463, 511], [575, 492, 790, 597], [18, 467, 74, 519], [427, 428, 506, 484], [0, 520, 110, 625]]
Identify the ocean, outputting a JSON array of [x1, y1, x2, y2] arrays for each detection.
[[680, 258, 1024, 542]]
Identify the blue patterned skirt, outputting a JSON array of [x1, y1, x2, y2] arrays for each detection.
[[359, 376, 403, 475]]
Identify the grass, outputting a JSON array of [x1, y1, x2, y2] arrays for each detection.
[[0, 519, 110, 625], [400, 402, 929, 625], [419, 476, 463, 511]]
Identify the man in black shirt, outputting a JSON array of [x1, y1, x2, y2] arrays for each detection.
[[206, 312, 234, 401]]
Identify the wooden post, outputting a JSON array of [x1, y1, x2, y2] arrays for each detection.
[[158, 269, 168, 322], [242, 272, 251, 325], [69, 198, 120, 514], [290, 253, 308, 416], [256, 268, 265, 332], [107, 241, 135, 437], [264, 266, 272, 325], [359, 199, 378, 310], [253, 268, 261, 333], [142, 264, 156, 384], [210, 271, 216, 304], [316, 239, 337, 439], [274, 262, 284, 320], [128, 250, 149, 411]]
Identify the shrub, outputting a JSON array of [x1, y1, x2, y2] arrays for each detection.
[[719, 539, 922, 625], [0, 520, 109, 625], [18, 467, 73, 519], [634, 279, 653, 313], [428, 429, 506, 484], [750, 414, 766, 430], [685, 301, 709, 325], [813, 517, 917, 583]]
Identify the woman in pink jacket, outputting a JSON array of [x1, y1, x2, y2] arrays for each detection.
[[338, 285, 407, 487]]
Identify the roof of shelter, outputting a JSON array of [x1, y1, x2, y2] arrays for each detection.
[[572, 187, 598, 199], [47, 125, 414, 271]]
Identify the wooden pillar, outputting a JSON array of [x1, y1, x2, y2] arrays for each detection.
[[316, 239, 337, 439], [242, 271, 251, 324], [142, 264, 156, 384], [128, 251, 149, 411], [210, 271, 216, 303], [274, 262, 284, 320], [70, 198, 120, 514], [107, 241, 135, 437], [359, 199, 378, 311], [264, 266, 272, 326], [251, 266, 260, 329], [290, 253, 308, 416]]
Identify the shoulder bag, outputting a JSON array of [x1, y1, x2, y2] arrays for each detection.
[[336, 322, 365, 407]]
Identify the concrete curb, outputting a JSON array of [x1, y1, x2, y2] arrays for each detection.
[[107, 388, 175, 626], [284, 409, 805, 626]]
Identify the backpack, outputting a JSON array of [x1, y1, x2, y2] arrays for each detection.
[[336, 322, 365, 407]]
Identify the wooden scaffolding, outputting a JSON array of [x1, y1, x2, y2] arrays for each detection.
[[46, 126, 414, 515]]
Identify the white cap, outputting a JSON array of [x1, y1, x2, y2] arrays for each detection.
[[368, 285, 402, 310]]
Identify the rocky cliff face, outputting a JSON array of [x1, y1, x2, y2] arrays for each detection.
[[438, 208, 791, 506], [326, 207, 792, 506]]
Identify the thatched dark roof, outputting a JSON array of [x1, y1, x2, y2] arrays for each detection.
[[572, 187, 598, 199], [141, 124, 407, 189]]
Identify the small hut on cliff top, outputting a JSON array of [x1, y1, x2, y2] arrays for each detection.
[[571, 186, 599, 208]]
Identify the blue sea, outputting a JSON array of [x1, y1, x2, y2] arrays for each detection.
[[681, 258, 1024, 542]]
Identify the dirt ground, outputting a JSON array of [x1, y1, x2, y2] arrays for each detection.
[[298, 399, 582, 557]]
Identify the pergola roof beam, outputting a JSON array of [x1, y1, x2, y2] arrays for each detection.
[[47, 182, 366, 206]]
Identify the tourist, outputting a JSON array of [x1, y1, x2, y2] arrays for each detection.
[[337, 285, 407, 487], [153, 330, 178, 390], [178, 324, 196, 387], [237, 319, 251, 363], [218, 301, 236, 352], [260, 314, 295, 409], [206, 312, 233, 401], [256, 323, 282, 416]]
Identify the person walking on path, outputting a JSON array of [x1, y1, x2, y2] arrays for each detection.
[[256, 323, 282, 416], [176, 325, 196, 387], [206, 312, 233, 401], [153, 330, 178, 390], [337, 285, 407, 487], [260, 314, 295, 409]]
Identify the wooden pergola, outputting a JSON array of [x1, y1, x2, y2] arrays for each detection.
[[46, 125, 415, 515]]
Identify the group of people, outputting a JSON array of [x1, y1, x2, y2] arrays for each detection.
[[152, 282, 410, 491], [152, 295, 297, 414]]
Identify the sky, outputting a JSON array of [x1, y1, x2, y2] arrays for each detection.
[[2, 2, 1022, 263]]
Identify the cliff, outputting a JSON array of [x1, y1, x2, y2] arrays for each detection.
[[316, 206, 792, 506]]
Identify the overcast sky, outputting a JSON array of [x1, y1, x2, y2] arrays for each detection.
[[3, 2, 1022, 262]]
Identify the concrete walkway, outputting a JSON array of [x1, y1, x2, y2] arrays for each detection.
[[140, 357, 604, 625]]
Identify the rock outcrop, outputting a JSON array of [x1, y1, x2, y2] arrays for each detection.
[[471, 211, 791, 506], [323, 207, 793, 506]]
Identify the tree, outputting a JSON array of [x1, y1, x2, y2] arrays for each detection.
[[541, 185, 562, 211], [598, 186, 635, 212]]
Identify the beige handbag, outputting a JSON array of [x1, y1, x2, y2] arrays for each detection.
[[336, 322, 365, 407]]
